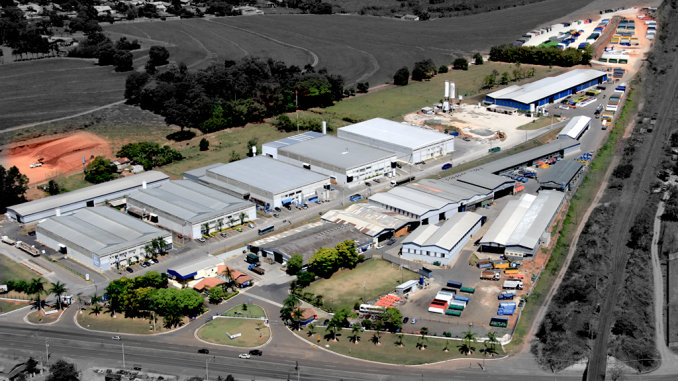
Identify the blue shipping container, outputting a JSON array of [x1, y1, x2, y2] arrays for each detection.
[[454, 296, 470, 302], [447, 281, 462, 289], [477, 262, 493, 269]]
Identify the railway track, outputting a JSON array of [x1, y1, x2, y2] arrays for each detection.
[[586, 26, 678, 380]]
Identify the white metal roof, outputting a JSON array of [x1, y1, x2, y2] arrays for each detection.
[[368, 192, 433, 216], [321, 204, 414, 237], [8, 171, 168, 217], [207, 156, 329, 194], [404, 212, 482, 250], [338, 118, 453, 150], [278, 135, 396, 170], [37, 207, 170, 256], [486, 69, 606, 105], [396, 279, 419, 290], [169, 256, 223, 277], [480, 191, 565, 250], [558, 116, 591, 140]]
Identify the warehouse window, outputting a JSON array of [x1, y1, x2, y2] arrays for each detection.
[[441, 254, 446, 258], [426, 251, 430, 256]]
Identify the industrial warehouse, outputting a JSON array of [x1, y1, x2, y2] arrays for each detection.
[[337, 118, 455, 163], [484, 69, 608, 110], [126, 180, 255, 239], [321, 203, 416, 243], [183, 155, 331, 209], [539, 159, 586, 192], [248, 222, 372, 264], [481, 138, 581, 175], [401, 212, 485, 265], [36, 207, 172, 272], [557, 116, 592, 140], [479, 190, 566, 258], [369, 173, 514, 224], [5, 171, 169, 224], [263, 134, 397, 186]]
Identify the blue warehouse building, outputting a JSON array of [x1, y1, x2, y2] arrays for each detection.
[[484, 69, 608, 110]]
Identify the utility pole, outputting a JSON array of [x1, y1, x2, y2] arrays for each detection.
[[362, 281, 366, 303], [45, 339, 49, 365], [122, 343, 125, 368], [296, 361, 299, 381]]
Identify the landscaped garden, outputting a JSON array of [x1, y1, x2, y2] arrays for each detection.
[[303, 259, 418, 310], [295, 325, 505, 365], [198, 304, 270, 347]]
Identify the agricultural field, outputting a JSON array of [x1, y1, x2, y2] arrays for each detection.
[[303, 259, 418, 310]]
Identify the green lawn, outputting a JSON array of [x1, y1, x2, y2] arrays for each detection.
[[0, 255, 39, 284], [26, 308, 61, 324], [516, 116, 557, 130], [223, 304, 266, 319], [0, 299, 31, 314], [304, 259, 418, 310], [197, 318, 270, 347], [297, 326, 505, 365], [325, 62, 568, 122], [76, 306, 188, 334]]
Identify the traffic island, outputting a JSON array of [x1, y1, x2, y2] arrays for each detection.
[[197, 304, 269, 347], [295, 327, 506, 365], [76, 306, 188, 334], [26, 308, 63, 324]]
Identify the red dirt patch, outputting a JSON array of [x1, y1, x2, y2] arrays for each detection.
[[0, 131, 112, 185]]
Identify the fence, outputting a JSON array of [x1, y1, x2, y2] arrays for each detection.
[[379, 253, 426, 274], [221, 311, 266, 319]]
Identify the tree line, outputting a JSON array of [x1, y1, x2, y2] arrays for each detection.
[[489, 44, 593, 67], [125, 56, 345, 133], [68, 32, 139, 72], [0, 7, 62, 60], [0, 165, 29, 213]]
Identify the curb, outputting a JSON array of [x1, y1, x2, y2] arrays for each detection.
[[23, 307, 67, 326], [0, 303, 33, 317], [287, 326, 509, 367]]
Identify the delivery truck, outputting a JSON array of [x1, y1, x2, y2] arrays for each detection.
[[481, 271, 501, 281], [503, 280, 524, 290]]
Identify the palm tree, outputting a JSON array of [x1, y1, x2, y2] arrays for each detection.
[[91, 303, 103, 317], [460, 328, 477, 355], [202, 222, 210, 236], [351, 324, 363, 344], [313, 294, 324, 306], [374, 321, 384, 345], [307, 323, 316, 336], [283, 295, 301, 309], [395, 334, 404, 348], [443, 340, 450, 352], [485, 331, 499, 356], [239, 212, 246, 226], [326, 321, 339, 342], [143, 243, 155, 260], [217, 219, 224, 232], [221, 267, 235, 288], [49, 281, 68, 310], [291, 307, 304, 330], [418, 327, 429, 350], [28, 278, 46, 310], [228, 217, 236, 228]]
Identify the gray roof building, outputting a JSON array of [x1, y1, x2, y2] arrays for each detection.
[[539, 159, 585, 191], [249, 222, 371, 263], [6, 171, 169, 224], [404, 212, 483, 250], [482, 138, 581, 175], [321, 203, 415, 238], [127, 180, 252, 224], [37, 207, 170, 257]]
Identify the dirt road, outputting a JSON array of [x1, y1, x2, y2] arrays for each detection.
[[587, 33, 678, 381]]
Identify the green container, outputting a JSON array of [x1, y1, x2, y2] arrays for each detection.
[[490, 321, 508, 328], [447, 304, 464, 311], [460, 287, 475, 294], [445, 309, 462, 316]]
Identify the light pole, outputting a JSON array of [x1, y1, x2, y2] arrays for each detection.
[[295, 361, 299, 381], [122, 343, 125, 368], [45, 339, 49, 365], [362, 281, 366, 303]]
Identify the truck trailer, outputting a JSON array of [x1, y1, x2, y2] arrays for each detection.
[[481, 271, 501, 281], [503, 280, 524, 290]]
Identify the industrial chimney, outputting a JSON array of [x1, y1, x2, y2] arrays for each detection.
[[322, 121, 327, 134]]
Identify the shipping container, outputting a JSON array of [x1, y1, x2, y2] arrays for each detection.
[[477, 261, 493, 269], [504, 269, 519, 274], [490, 317, 509, 328], [493, 261, 510, 269], [460, 286, 475, 294], [445, 309, 462, 316], [454, 296, 470, 303], [446, 281, 462, 288]]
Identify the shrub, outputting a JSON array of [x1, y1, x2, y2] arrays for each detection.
[[356, 82, 369, 93], [453, 58, 469, 70], [612, 163, 634, 179], [149, 45, 170, 66], [438, 65, 448, 73], [473, 52, 484, 65], [199, 138, 209, 151], [166, 130, 196, 141]]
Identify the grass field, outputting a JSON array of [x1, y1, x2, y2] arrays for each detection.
[[304, 259, 418, 310], [0, 299, 31, 314], [296, 326, 505, 365], [197, 318, 270, 347], [516, 116, 555, 130], [0, 255, 39, 284], [76, 306, 188, 334], [0, 58, 128, 130], [222, 304, 266, 319], [26, 308, 61, 324]]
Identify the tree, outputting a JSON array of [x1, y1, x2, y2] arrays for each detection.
[[149, 45, 170, 66], [326, 320, 339, 341], [49, 281, 68, 310], [202, 222, 210, 236], [145, 60, 157, 75], [151, 288, 203, 325], [307, 323, 316, 336], [438, 65, 448, 73], [308, 247, 339, 277], [473, 52, 484, 65], [84, 156, 117, 184], [482, 73, 496, 89], [239, 211, 246, 225], [351, 324, 362, 344], [500, 71, 511, 85], [208, 286, 225, 304], [287, 254, 304, 275], [356, 82, 369, 93], [374, 321, 384, 345], [296, 271, 315, 287], [28, 277, 46, 311], [124, 72, 150, 103], [216, 219, 224, 232], [395, 333, 404, 347], [417, 327, 429, 350], [453, 58, 469, 70], [291, 307, 305, 330], [336, 240, 358, 269], [114, 50, 134, 72], [0, 165, 29, 213], [460, 328, 477, 355], [381, 307, 403, 332], [485, 331, 499, 355], [313, 294, 324, 306], [46, 178, 63, 195], [393, 66, 409, 86], [199, 138, 209, 151], [47, 359, 80, 381]]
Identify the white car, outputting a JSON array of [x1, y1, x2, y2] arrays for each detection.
[[238, 353, 251, 359], [112, 336, 121, 340]]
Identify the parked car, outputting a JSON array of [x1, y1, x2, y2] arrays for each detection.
[[28, 231, 36, 236], [249, 350, 263, 356], [248, 222, 255, 229], [133, 366, 142, 371], [145, 261, 152, 266], [140, 262, 147, 268], [284, 204, 292, 210], [111, 336, 121, 340], [198, 349, 210, 354], [220, 232, 228, 238], [273, 213, 280, 218], [402, 317, 409, 324], [126, 267, 134, 273], [442, 163, 452, 170], [197, 237, 206, 243], [151, 258, 159, 264], [373, 178, 381, 183], [387, 238, 396, 245], [275, 207, 282, 213], [238, 354, 251, 359], [411, 318, 417, 324], [365, 182, 371, 187]]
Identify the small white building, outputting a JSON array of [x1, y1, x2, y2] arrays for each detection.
[[557, 116, 591, 140], [337, 118, 454, 163], [401, 212, 484, 265], [167, 256, 223, 282], [36, 207, 172, 272]]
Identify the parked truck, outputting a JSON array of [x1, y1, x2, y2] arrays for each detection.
[[477, 260, 493, 269], [390, 176, 415, 187], [16, 241, 40, 257], [248, 264, 265, 275], [481, 271, 501, 281], [1, 236, 16, 246], [492, 260, 510, 269], [503, 280, 524, 290]]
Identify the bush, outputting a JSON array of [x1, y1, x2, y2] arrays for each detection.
[[453, 58, 469, 70], [489, 44, 591, 67], [612, 163, 634, 179], [438, 65, 448, 73], [473, 52, 483, 65], [356, 82, 369, 93], [166, 130, 196, 141], [116, 142, 183, 170], [412, 59, 436, 81], [149, 45, 170, 66], [84, 156, 118, 184], [393, 66, 409, 86], [199, 138, 209, 151]]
